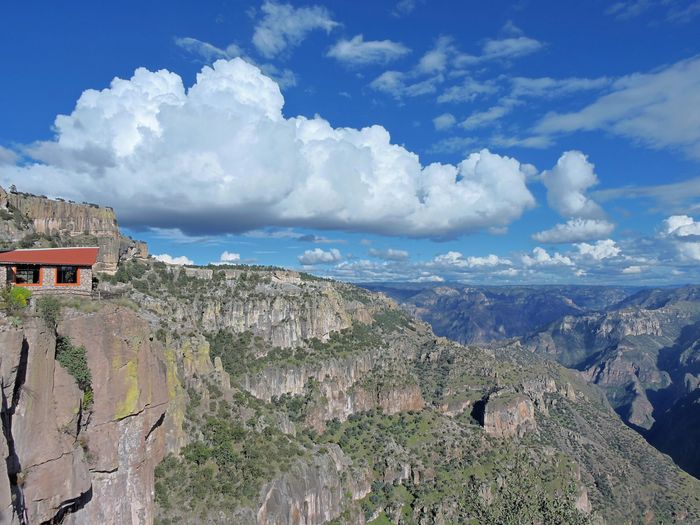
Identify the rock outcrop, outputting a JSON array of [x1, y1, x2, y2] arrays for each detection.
[[0, 187, 147, 272], [481, 394, 536, 438], [0, 320, 90, 524], [256, 445, 371, 525], [0, 303, 168, 525], [59, 305, 169, 525]]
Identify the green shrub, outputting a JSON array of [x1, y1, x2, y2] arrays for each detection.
[[1, 286, 32, 314], [55, 336, 93, 405], [37, 296, 61, 329]]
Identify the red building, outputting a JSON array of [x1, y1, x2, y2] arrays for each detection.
[[0, 247, 99, 296]]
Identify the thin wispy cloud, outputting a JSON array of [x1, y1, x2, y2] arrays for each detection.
[[536, 56, 700, 159], [252, 1, 339, 58], [327, 35, 410, 66]]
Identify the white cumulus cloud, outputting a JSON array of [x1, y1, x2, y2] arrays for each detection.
[[542, 151, 604, 219], [153, 253, 194, 266], [521, 247, 574, 267], [533, 218, 614, 243], [327, 35, 410, 66], [220, 251, 241, 262], [575, 239, 621, 260], [298, 247, 342, 265], [664, 215, 700, 238], [0, 58, 537, 239], [210, 250, 242, 265]]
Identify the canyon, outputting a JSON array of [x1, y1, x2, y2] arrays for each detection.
[[1, 193, 699, 524]]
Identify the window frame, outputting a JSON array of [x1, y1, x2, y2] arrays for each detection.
[[12, 265, 43, 287], [55, 265, 81, 286]]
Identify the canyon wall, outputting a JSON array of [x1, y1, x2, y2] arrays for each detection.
[[0, 187, 147, 273]]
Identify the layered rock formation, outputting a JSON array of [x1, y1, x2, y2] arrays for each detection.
[[0, 187, 147, 272]]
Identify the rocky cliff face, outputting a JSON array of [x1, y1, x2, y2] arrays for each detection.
[[0, 187, 147, 272], [108, 261, 383, 349], [256, 445, 371, 525], [522, 291, 700, 434], [0, 320, 90, 524], [0, 303, 168, 525], [481, 394, 536, 438]]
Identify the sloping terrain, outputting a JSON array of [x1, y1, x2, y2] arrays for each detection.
[[100, 261, 700, 524], [2, 259, 699, 524], [367, 283, 700, 484]]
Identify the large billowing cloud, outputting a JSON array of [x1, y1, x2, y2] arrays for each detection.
[[1, 58, 537, 239]]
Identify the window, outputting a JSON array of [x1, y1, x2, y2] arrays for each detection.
[[57, 266, 79, 284], [14, 265, 41, 285]]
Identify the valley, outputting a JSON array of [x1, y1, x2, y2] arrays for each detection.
[[374, 283, 700, 481]]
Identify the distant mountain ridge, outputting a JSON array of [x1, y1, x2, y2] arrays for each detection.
[[365, 283, 637, 344]]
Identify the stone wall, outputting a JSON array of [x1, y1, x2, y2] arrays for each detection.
[[2, 265, 93, 296]]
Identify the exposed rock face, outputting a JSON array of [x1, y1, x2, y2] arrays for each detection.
[[0, 187, 147, 272], [59, 305, 169, 525], [189, 286, 374, 348], [307, 379, 425, 433], [481, 394, 536, 438], [0, 320, 90, 524], [521, 293, 700, 439], [256, 445, 371, 525], [239, 337, 425, 433], [0, 304, 168, 525]]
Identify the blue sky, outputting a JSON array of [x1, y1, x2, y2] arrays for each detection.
[[1, 0, 700, 284]]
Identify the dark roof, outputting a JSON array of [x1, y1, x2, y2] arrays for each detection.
[[0, 247, 99, 266]]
